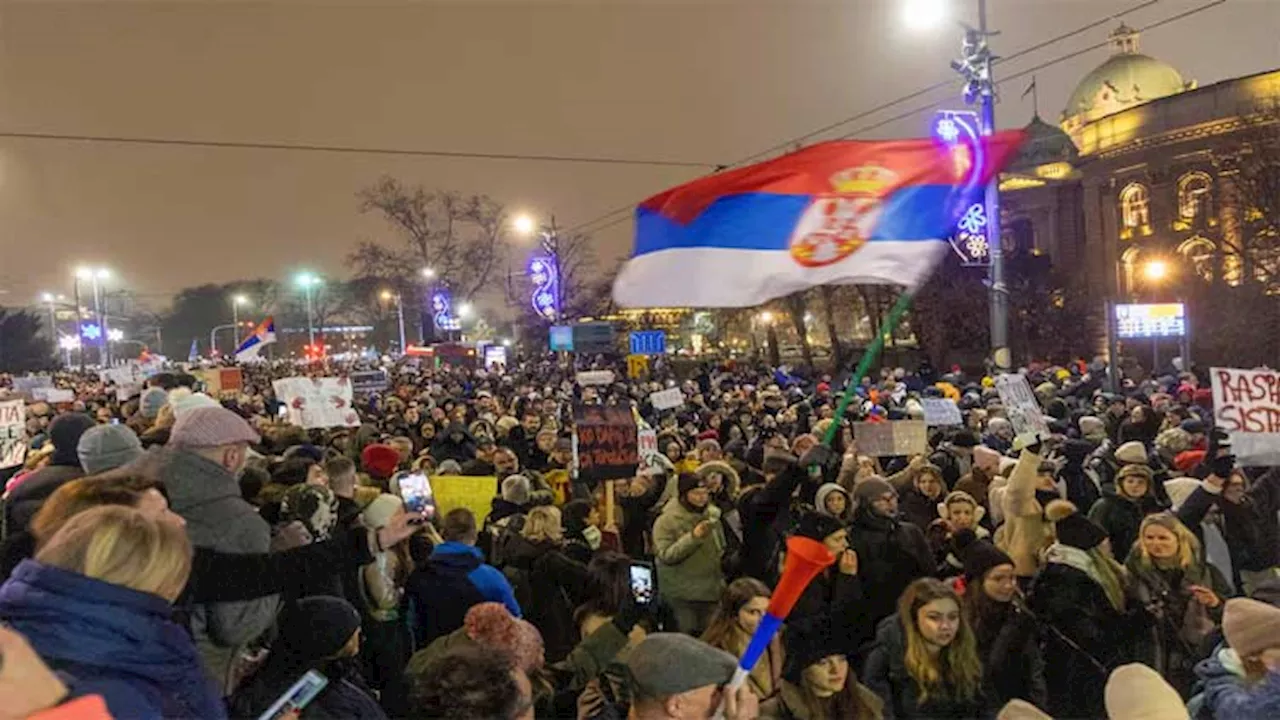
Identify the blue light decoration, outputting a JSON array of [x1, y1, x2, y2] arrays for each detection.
[[528, 254, 560, 322], [932, 110, 991, 267], [80, 323, 102, 341], [431, 290, 460, 331]]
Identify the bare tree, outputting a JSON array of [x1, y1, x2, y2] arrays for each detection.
[[1212, 105, 1280, 290], [353, 177, 509, 300], [504, 229, 600, 319]]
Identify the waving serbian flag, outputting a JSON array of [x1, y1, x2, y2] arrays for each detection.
[[612, 132, 1025, 308], [234, 316, 277, 361]]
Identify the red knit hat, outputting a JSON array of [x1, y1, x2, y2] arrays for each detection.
[[1175, 449, 1206, 474], [361, 443, 400, 480]]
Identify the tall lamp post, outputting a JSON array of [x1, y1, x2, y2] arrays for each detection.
[[381, 290, 407, 354], [514, 213, 564, 323], [910, 0, 1008, 369], [231, 294, 249, 348], [39, 292, 65, 365], [420, 267, 437, 345], [75, 267, 111, 368], [295, 273, 321, 347]]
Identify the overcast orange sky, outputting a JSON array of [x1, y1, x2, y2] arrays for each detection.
[[0, 0, 1277, 309]]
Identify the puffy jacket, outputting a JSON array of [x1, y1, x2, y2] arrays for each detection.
[[0, 560, 224, 720], [405, 541, 520, 648], [863, 615, 986, 719], [1197, 651, 1280, 719], [991, 450, 1048, 578], [653, 498, 726, 603], [500, 534, 589, 662]]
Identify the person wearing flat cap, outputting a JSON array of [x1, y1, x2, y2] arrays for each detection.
[[625, 633, 757, 719], [153, 405, 276, 694]]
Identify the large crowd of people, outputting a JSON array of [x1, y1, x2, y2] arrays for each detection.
[[1, 353, 1279, 719]]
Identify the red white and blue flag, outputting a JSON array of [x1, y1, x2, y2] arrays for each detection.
[[612, 133, 1024, 308], [234, 316, 277, 361]]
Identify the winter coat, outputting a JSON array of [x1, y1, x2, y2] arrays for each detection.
[[156, 447, 278, 692], [499, 534, 589, 662], [231, 656, 386, 720], [759, 679, 885, 720], [1028, 549, 1137, 719], [791, 569, 866, 658], [846, 506, 935, 633], [1088, 490, 1163, 560], [738, 463, 804, 585], [653, 498, 726, 603], [898, 487, 943, 532], [404, 541, 520, 648], [1177, 473, 1280, 577], [1196, 651, 1280, 719], [863, 615, 986, 719], [0, 560, 225, 720], [430, 423, 477, 464], [2, 463, 83, 538], [1125, 553, 1229, 698], [990, 450, 1049, 578], [971, 601, 1047, 710]]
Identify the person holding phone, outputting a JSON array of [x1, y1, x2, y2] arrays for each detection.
[[653, 474, 725, 636]]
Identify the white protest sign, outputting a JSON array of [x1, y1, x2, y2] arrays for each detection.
[[995, 374, 1050, 445], [34, 388, 75, 404], [921, 398, 963, 427], [13, 376, 52, 394], [638, 428, 659, 462], [0, 400, 27, 469], [853, 421, 928, 457], [649, 387, 685, 411], [576, 370, 616, 387], [271, 376, 361, 429], [1211, 367, 1280, 466]]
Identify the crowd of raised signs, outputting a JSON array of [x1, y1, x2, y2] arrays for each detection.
[[0, 354, 1278, 720]]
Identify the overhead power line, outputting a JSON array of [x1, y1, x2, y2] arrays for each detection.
[[565, 0, 1224, 237], [0, 130, 719, 169]]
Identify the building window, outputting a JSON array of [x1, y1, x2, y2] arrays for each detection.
[[1177, 236, 1217, 282], [1178, 172, 1213, 221], [1120, 183, 1150, 230], [1120, 246, 1142, 296]]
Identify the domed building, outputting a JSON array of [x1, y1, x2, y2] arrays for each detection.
[[997, 23, 1280, 320]]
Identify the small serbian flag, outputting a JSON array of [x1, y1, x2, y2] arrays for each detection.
[[235, 316, 277, 361], [613, 132, 1025, 308]]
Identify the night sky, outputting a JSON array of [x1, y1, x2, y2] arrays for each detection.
[[0, 0, 1276, 308]]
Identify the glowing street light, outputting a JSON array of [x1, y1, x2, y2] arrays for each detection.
[[295, 272, 322, 345], [512, 214, 537, 236], [1143, 259, 1169, 283], [759, 311, 775, 324], [421, 267, 437, 280], [901, 0, 949, 32], [458, 302, 475, 319], [73, 265, 112, 367], [380, 289, 407, 353]]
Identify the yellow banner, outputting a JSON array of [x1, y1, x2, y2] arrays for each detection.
[[432, 475, 497, 524]]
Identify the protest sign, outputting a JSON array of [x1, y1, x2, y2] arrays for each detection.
[[649, 387, 684, 411], [576, 370, 616, 387], [271, 376, 360, 429], [853, 421, 928, 457], [196, 368, 243, 396], [921, 398, 963, 427], [349, 370, 390, 393], [1211, 367, 1280, 466], [573, 404, 639, 484], [13, 376, 52, 395], [995, 374, 1050, 444], [626, 354, 650, 379], [30, 388, 72, 404], [1, 400, 26, 469], [431, 475, 498, 525], [637, 428, 658, 462]]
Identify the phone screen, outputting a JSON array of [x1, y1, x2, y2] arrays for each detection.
[[629, 562, 654, 605], [277, 405, 289, 418], [399, 472, 436, 519], [257, 669, 328, 720]]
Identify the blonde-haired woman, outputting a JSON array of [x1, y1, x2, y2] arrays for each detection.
[[1126, 512, 1230, 697], [1029, 499, 1138, 718], [0, 505, 225, 719], [863, 578, 985, 718], [500, 504, 589, 662]]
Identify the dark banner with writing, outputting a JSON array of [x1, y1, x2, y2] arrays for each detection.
[[573, 404, 639, 484]]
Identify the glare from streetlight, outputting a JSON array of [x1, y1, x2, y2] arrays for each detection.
[[759, 311, 774, 324], [1143, 259, 1169, 283], [295, 272, 321, 288], [421, 267, 437, 280], [380, 290, 394, 301], [232, 294, 249, 306], [458, 302, 474, 319], [902, 0, 948, 31], [513, 214, 537, 236], [74, 267, 92, 280], [96, 268, 110, 280], [501, 338, 512, 347], [40, 292, 54, 303]]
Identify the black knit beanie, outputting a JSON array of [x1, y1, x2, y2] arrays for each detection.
[[278, 596, 362, 660]]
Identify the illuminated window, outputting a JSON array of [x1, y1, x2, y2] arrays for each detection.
[[1178, 172, 1213, 221], [1120, 246, 1142, 296], [1120, 183, 1150, 229], [1177, 236, 1217, 282]]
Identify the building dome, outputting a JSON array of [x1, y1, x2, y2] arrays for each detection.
[[1012, 114, 1079, 170], [1061, 24, 1190, 126]]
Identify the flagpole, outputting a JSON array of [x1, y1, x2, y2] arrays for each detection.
[[821, 290, 915, 446]]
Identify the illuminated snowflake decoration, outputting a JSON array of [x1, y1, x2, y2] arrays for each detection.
[[80, 323, 101, 341], [957, 203, 987, 235], [964, 233, 990, 259], [935, 118, 960, 144]]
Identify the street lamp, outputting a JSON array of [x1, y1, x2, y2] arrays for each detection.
[[901, 0, 948, 31], [74, 266, 112, 368], [381, 289, 407, 354], [421, 267, 437, 280], [39, 293, 66, 366], [295, 272, 322, 347], [458, 302, 475, 320], [1143, 259, 1169, 284], [514, 213, 564, 323], [231, 294, 250, 348]]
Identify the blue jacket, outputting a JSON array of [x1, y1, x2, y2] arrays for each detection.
[[1197, 653, 1280, 719], [0, 560, 224, 720], [404, 541, 520, 647]]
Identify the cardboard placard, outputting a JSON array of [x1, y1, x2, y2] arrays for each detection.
[[573, 404, 639, 483], [271, 376, 360, 429], [626, 354, 650, 379], [921, 398, 963, 426], [431, 475, 498, 525], [13, 376, 52, 394], [637, 428, 659, 462], [995, 374, 1050, 445], [1211, 367, 1280, 466], [852, 421, 928, 457], [0, 400, 27, 469], [576, 370, 616, 387], [649, 387, 684, 411], [349, 370, 390, 393]]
